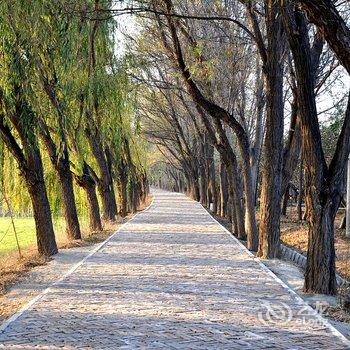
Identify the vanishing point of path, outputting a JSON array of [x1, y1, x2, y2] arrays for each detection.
[[0, 190, 349, 349]]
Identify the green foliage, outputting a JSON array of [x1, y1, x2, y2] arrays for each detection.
[[0, 0, 147, 255]]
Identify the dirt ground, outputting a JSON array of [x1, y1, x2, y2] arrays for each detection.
[[281, 206, 350, 280], [0, 196, 152, 323]]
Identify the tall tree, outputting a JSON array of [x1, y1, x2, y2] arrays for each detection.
[[281, 1, 350, 294]]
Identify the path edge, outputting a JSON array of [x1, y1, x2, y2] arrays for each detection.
[[0, 196, 154, 334], [198, 200, 350, 347]]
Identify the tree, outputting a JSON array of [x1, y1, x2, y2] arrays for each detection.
[[155, 0, 259, 250], [281, 0, 350, 294]]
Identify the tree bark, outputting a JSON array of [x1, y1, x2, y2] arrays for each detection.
[[297, 157, 304, 222], [25, 172, 58, 256], [258, 1, 285, 258], [250, 65, 265, 202], [199, 157, 208, 207], [75, 163, 103, 232], [196, 107, 246, 240], [58, 157, 82, 240], [219, 161, 228, 217], [117, 161, 128, 217], [230, 168, 246, 240], [1, 140, 58, 256], [37, 68, 82, 240], [281, 184, 290, 216], [281, 99, 302, 198], [208, 143, 218, 214], [85, 127, 117, 221], [305, 199, 337, 294], [86, 184, 103, 231]]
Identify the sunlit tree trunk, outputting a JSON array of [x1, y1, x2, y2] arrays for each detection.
[[39, 125, 81, 240], [85, 128, 117, 221], [75, 162, 103, 232]]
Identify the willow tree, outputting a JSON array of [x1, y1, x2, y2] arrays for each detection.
[[81, 0, 119, 221], [0, 1, 58, 256], [21, 1, 83, 240]]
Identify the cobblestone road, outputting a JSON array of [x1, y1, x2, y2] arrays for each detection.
[[0, 190, 349, 349]]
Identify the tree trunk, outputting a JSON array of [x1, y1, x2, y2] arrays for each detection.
[[0, 86, 58, 257], [208, 143, 218, 214], [209, 169, 218, 214], [55, 146, 81, 240], [99, 181, 117, 220], [128, 178, 139, 213], [105, 146, 118, 209], [86, 183, 103, 231], [85, 127, 117, 221], [213, 120, 254, 247], [281, 99, 302, 197], [75, 165, 103, 232], [250, 65, 265, 202], [189, 175, 200, 201], [281, 184, 289, 216], [117, 161, 128, 217], [219, 161, 228, 217], [24, 154, 58, 256], [258, 1, 285, 258], [199, 163, 208, 207], [297, 158, 304, 221], [58, 165, 82, 240], [39, 126, 82, 240], [339, 215, 346, 230], [119, 176, 128, 217], [281, 3, 339, 294], [236, 147, 258, 250], [304, 201, 337, 294], [229, 169, 246, 240]]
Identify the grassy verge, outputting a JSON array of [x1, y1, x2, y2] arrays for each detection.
[[0, 217, 69, 257]]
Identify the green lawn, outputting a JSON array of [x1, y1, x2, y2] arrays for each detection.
[[0, 217, 67, 256]]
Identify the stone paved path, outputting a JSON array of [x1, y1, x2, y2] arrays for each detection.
[[0, 190, 349, 349]]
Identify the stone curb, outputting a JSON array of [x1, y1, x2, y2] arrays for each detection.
[[280, 244, 349, 288]]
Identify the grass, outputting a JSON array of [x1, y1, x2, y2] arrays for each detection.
[[0, 216, 69, 257]]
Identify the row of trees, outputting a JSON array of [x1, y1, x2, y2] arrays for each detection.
[[129, 0, 350, 295], [0, 1, 148, 257]]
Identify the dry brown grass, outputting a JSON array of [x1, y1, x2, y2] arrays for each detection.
[[0, 251, 48, 296]]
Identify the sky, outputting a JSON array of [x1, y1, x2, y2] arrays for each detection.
[[113, 2, 137, 57]]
